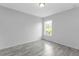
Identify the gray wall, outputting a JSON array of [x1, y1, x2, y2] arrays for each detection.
[[43, 7, 79, 49], [0, 6, 42, 49]]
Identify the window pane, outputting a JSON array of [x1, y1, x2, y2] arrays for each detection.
[[44, 20, 52, 36]]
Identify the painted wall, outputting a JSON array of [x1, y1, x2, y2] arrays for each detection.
[[0, 6, 42, 49], [43, 7, 79, 49]]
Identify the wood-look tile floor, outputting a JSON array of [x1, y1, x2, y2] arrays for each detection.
[[0, 40, 79, 56]]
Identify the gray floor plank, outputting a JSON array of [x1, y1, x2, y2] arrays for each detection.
[[0, 40, 79, 56]]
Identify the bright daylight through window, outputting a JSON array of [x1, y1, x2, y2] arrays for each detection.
[[44, 20, 52, 36]]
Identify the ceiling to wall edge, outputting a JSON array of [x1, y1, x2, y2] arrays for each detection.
[[0, 4, 77, 19], [43, 6, 78, 19], [0, 5, 41, 18]]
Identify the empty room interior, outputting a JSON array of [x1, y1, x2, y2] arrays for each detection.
[[0, 3, 79, 56]]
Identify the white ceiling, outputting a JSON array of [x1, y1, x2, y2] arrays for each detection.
[[0, 3, 79, 17]]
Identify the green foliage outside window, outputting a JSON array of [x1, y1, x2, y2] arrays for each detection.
[[44, 20, 53, 36]]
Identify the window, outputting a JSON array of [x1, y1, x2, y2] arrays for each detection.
[[44, 20, 52, 36]]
